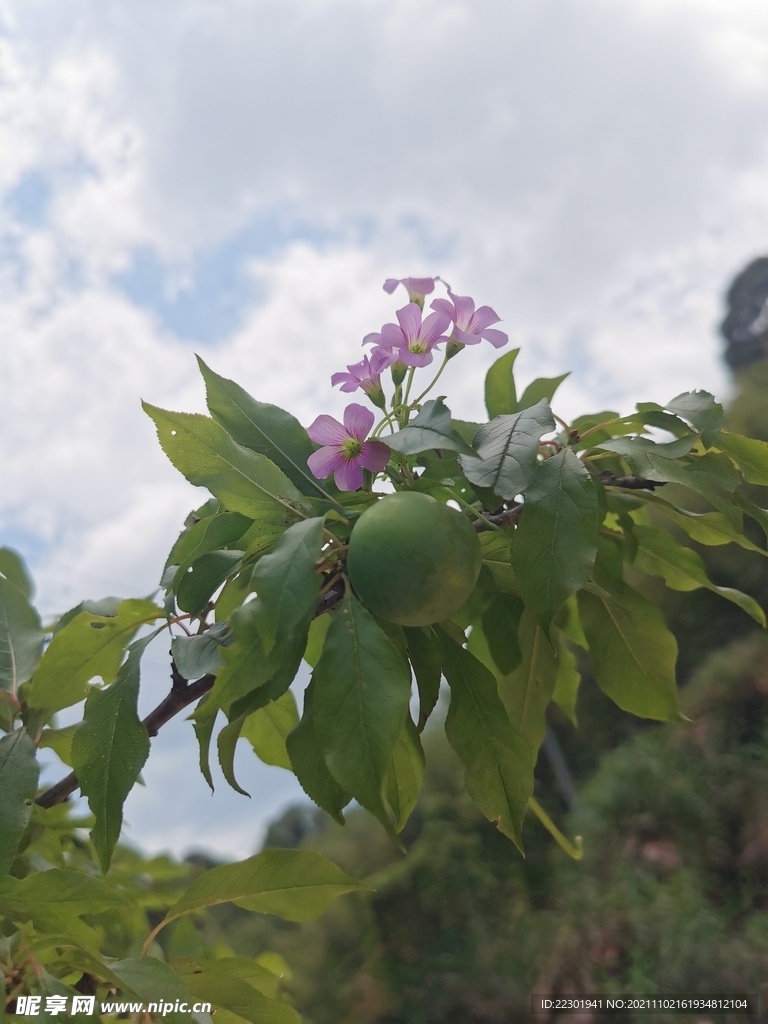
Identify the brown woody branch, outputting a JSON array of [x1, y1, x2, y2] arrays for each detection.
[[598, 470, 666, 490], [473, 505, 523, 531], [35, 670, 216, 809]]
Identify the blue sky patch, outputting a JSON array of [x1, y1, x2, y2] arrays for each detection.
[[6, 171, 51, 227], [114, 213, 333, 344]]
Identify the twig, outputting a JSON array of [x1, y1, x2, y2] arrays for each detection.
[[473, 504, 523, 532], [35, 671, 216, 809], [598, 470, 666, 491]]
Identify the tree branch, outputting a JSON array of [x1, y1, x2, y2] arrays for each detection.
[[35, 671, 216, 809], [598, 470, 666, 490], [473, 505, 523, 531]]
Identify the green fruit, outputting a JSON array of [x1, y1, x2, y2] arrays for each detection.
[[346, 491, 482, 627]]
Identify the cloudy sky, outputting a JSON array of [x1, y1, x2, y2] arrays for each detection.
[[3, 0, 768, 859]]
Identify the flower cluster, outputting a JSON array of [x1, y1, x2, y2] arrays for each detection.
[[307, 277, 509, 491]]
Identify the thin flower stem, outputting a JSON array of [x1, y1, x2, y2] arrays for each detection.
[[402, 366, 416, 408], [372, 411, 398, 438], [528, 796, 583, 860], [411, 352, 450, 407]]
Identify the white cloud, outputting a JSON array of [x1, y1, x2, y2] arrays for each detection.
[[5, 0, 768, 854]]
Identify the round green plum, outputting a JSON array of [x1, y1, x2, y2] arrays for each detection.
[[346, 491, 482, 626]]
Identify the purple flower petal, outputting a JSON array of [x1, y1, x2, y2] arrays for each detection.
[[448, 292, 476, 330], [396, 302, 422, 339], [343, 403, 375, 441], [307, 414, 348, 446], [307, 445, 346, 480], [469, 304, 501, 332], [334, 460, 363, 491], [331, 371, 359, 391], [370, 347, 398, 372], [399, 349, 434, 367], [383, 277, 436, 298], [403, 277, 436, 296], [420, 310, 451, 344], [380, 322, 406, 348], [359, 440, 391, 472], [429, 297, 454, 319], [481, 328, 508, 348], [363, 331, 383, 347], [453, 327, 483, 347]]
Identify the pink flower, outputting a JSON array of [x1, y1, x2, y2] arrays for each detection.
[[331, 349, 395, 397], [430, 290, 508, 348], [307, 404, 391, 491], [364, 303, 451, 368], [383, 277, 437, 305]]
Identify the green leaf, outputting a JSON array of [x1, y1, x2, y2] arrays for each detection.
[[175, 956, 281, 1000], [303, 614, 331, 669], [733, 488, 768, 541], [199, 600, 305, 717], [215, 570, 256, 621], [634, 403, 693, 437], [716, 431, 768, 485], [552, 629, 580, 727], [632, 525, 765, 626], [312, 595, 411, 836], [108, 956, 190, 1003], [286, 679, 351, 824], [461, 400, 555, 500], [595, 434, 696, 479], [404, 626, 442, 730], [497, 606, 558, 756], [437, 629, 533, 851], [481, 593, 525, 675], [512, 450, 599, 630], [26, 599, 163, 713], [37, 725, 77, 767], [479, 532, 519, 593], [556, 595, 588, 649], [159, 849, 371, 927], [176, 549, 243, 616], [0, 548, 34, 600], [183, 971, 300, 1024], [171, 622, 230, 679], [666, 390, 723, 443], [637, 491, 767, 555], [249, 517, 325, 655], [143, 403, 309, 524], [577, 575, 680, 720], [388, 398, 477, 457], [384, 716, 424, 832], [0, 730, 39, 876], [71, 641, 151, 872], [198, 356, 327, 499], [0, 869, 130, 948], [241, 691, 299, 770], [217, 715, 251, 796], [641, 452, 743, 527], [166, 512, 251, 581], [484, 349, 520, 418], [0, 574, 44, 697], [193, 694, 218, 791], [517, 373, 570, 411]]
